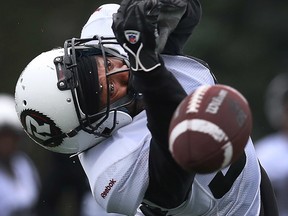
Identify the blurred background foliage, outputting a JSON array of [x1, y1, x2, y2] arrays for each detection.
[[1, 0, 288, 140], [0, 0, 287, 215], [1, 0, 288, 139]]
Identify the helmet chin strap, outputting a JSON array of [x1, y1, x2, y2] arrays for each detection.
[[42, 110, 132, 155], [70, 110, 132, 157], [94, 109, 132, 137]]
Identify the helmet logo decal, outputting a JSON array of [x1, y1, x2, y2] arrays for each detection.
[[124, 30, 140, 44], [20, 109, 63, 147]]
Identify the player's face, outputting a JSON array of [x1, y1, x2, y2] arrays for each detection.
[[95, 56, 129, 108]]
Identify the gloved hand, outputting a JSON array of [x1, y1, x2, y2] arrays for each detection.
[[156, 0, 188, 53], [112, 0, 162, 72]]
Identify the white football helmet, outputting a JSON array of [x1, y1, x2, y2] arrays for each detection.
[[15, 35, 141, 155]]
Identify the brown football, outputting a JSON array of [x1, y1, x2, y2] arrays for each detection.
[[169, 84, 252, 173]]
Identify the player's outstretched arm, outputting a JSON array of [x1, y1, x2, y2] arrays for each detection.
[[113, 0, 195, 209], [113, 0, 187, 155]]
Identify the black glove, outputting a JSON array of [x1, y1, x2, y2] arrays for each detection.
[[156, 0, 188, 53], [112, 0, 162, 72]]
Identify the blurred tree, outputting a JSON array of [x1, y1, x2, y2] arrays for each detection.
[[1, 0, 287, 139]]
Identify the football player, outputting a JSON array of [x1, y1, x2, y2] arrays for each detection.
[[15, 0, 278, 215]]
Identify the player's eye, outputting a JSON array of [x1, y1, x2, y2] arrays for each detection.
[[106, 59, 113, 71]]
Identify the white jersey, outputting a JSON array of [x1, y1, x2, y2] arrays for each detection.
[[79, 55, 261, 216]]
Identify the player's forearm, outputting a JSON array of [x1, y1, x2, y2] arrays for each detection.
[[132, 59, 187, 148], [133, 59, 195, 209]]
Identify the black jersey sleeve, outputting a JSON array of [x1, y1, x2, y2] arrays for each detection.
[[130, 0, 202, 210], [132, 58, 195, 209], [132, 58, 185, 150]]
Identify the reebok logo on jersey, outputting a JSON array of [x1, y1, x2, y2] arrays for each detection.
[[101, 179, 116, 199]]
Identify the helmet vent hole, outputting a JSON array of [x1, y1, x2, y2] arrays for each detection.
[[23, 100, 27, 106]]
